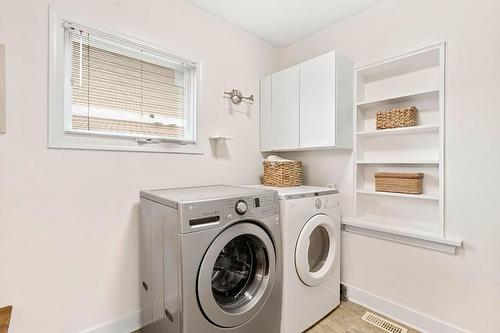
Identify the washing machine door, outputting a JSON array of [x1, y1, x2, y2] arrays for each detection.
[[197, 222, 276, 328], [295, 214, 337, 287]]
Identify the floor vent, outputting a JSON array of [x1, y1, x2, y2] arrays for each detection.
[[361, 311, 408, 333]]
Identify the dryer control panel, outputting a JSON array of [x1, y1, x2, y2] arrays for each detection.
[[313, 195, 339, 210]]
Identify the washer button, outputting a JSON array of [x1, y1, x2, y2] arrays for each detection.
[[235, 200, 248, 215], [315, 198, 322, 209]]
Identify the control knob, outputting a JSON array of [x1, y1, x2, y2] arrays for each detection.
[[235, 200, 248, 215]]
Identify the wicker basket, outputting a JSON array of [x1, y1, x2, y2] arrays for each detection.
[[375, 172, 423, 194], [376, 106, 417, 129], [263, 160, 302, 187]]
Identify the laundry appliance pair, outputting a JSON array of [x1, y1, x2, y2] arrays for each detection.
[[139, 185, 340, 333]]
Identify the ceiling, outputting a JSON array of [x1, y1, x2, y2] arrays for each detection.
[[185, 0, 386, 47]]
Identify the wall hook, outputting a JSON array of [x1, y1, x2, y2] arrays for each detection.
[[224, 89, 254, 104]]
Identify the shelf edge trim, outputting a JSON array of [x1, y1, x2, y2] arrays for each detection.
[[356, 125, 439, 136], [356, 190, 439, 201], [342, 218, 462, 254], [356, 89, 439, 107]]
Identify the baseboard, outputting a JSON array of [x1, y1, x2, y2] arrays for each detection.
[[344, 284, 470, 333], [78, 285, 470, 333], [79, 309, 141, 333]]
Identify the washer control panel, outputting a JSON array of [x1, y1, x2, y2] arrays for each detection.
[[221, 193, 278, 222], [182, 192, 279, 231]]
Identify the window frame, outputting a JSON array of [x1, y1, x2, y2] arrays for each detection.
[[48, 8, 201, 154]]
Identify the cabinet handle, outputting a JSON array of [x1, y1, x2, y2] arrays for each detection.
[[165, 309, 174, 323]]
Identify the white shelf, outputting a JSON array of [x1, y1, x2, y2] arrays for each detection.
[[357, 125, 439, 137], [342, 218, 462, 254], [209, 135, 234, 141], [351, 44, 459, 251], [356, 160, 439, 165], [357, 189, 439, 201], [357, 46, 440, 80], [357, 89, 439, 109]]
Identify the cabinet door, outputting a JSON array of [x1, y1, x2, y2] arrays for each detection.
[[271, 65, 300, 150], [300, 51, 336, 147], [260, 76, 272, 151]]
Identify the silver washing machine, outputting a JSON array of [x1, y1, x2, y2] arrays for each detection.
[[140, 185, 282, 333]]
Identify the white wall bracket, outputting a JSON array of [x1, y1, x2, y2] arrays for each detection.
[[209, 135, 234, 157], [209, 135, 234, 143]]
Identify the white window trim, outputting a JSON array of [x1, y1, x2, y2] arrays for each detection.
[[48, 7, 202, 154]]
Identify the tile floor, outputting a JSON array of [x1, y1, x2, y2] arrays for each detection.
[[306, 301, 419, 333], [133, 300, 420, 333]]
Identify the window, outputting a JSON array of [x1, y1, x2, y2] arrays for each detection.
[[49, 10, 199, 153]]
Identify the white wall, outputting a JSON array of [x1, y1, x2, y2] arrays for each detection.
[[278, 0, 500, 332], [0, 0, 278, 332], [3, 1, 500, 332]]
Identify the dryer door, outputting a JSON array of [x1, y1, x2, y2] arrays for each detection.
[[197, 222, 276, 328], [295, 214, 337, 286]]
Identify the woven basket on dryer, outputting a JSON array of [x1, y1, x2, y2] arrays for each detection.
[[375, 172, 423, 194], [376, 106, 417, 129], [263, 160, 303, 187]]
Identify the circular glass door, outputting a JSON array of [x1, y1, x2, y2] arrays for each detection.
[[198, 223, 276, 328], [295, 214, 336, 286]]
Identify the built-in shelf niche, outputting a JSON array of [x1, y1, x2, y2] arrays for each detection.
[[357, 164, 439, 196], [358, 131, 440, 162], [345, 43, 462, 254], [357, 90, 440, 132], [356, 47, 441, 104], [356, 196, 440, 233]]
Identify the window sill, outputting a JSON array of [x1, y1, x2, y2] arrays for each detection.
[[342, 218, 462, 254], [49, 133, 202, 154]]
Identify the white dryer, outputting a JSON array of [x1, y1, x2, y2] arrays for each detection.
[[250, 185, 340, 333]]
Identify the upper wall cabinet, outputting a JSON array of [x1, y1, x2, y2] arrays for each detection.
[[260, 51, 353, 152], [271, 65, 300, 150]]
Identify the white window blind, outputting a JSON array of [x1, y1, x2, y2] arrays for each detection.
[[63, 21, 197, 143]]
